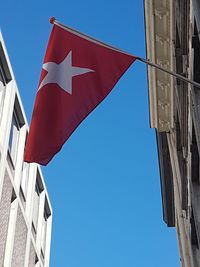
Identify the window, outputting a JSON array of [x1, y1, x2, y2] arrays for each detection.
[[191, 123, 199, 184], [8, 109, 20, 165], [0, 80, 5, 123], [41, 214, 47, 254], [35, 254, 39, 264], [8, 97, 25, 167], [41, 198, 51, 259], [32, 182, 40, 232], [0, 42, 12, 84], [21, 161, 29, 199], [193, 20, 200, 84], [31, 222, 36, 240], [21, 134, 29, 195], [0, 41, 12, 123], [19, 133, 30, 204], [0, 68, 5, 84], [191, 209, 199, 248], [32, 171, 44, 234]]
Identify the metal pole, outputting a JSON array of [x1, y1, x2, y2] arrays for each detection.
[[49, 17, 200, 89], [137, 57, 200, 89]]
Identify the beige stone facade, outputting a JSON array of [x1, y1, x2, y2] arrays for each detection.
[[144, 0, 200, 266]]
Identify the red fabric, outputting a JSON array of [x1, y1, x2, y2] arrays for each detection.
[[24, 25, 136, 165]]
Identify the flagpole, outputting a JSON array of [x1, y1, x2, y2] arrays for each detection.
[[49, 17, 136, 57], [137, 57, 200, 89], [49, 17, 200, 89]]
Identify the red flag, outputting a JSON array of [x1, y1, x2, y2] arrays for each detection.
[[24, 23, 137, 165]]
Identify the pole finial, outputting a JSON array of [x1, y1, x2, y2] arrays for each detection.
[[50, 17, 56, 24]]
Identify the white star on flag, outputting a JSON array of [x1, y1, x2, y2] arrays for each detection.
[[38, 51, 95, 94]]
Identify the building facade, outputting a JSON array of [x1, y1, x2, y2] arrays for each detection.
[[0, 33, 52, 266], [144, 0, 200, 266]]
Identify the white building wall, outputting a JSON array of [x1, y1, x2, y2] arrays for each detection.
[[0, 32, 52, 267]]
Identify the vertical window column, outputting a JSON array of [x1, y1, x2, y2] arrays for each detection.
[[7, 96, 25, 177], [41, 198, 51, 261], [32, 171, 44, 240], [19, 161, 30, 207], [0, 72, 5, 123], [8, 109, 20, 166], [0, 41, 12, 125]]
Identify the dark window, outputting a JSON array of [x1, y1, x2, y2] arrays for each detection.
[[21, 161, 29, 201], [21, 133, 29, 200], [41, 198, 51, 257], [8, 110, 20, 165], [193, 20, 200, 84], [191, 209, 199, 248], [191, 123, 200, 184], [8, 96, 25, 167], [32, 171, 44, 233], [0, 42, 12, 84], [0, 68, 5, 85]]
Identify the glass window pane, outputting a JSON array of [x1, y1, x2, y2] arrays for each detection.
[[41, 214, 47, 256], [0, 68, 5, 84], [32, 183, 40, 231], [0, 78, 6, 126], [8, 111, 20, 165], [21, 162, 29, 198]]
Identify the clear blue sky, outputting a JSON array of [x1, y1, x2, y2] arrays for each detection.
[[1, 1, 180, 266]]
